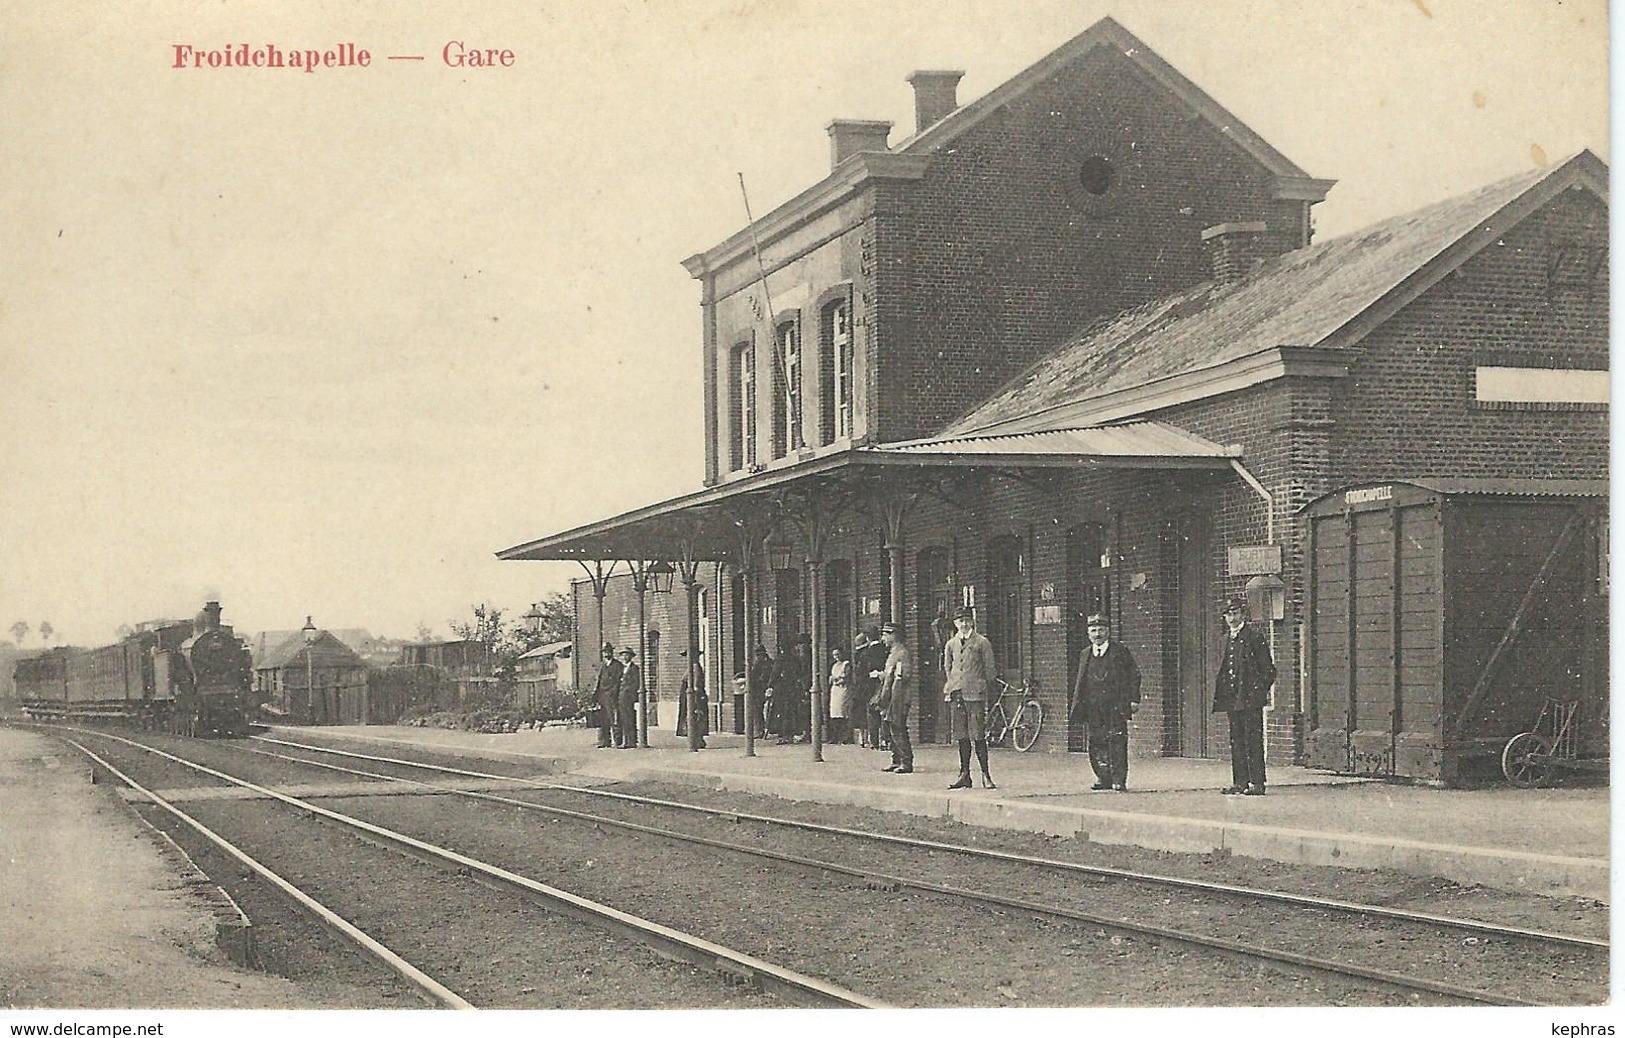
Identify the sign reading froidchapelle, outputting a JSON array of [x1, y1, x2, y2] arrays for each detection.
[[170, 41, 516, 71]]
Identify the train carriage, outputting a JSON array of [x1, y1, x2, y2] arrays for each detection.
[[15, 600, 256, 737]]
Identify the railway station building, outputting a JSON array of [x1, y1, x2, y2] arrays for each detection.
[[502, 18, 1608, 783]]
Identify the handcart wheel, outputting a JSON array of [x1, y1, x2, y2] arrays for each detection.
[[1501, 731, 1553, 788]]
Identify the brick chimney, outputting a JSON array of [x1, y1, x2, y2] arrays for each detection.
[[826, 119, 892, 170], [1200, 221, 1277, 285], [907, 69, 964, 133]]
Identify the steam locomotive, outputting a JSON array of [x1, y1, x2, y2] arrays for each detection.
[[15, 600, 255, 737]]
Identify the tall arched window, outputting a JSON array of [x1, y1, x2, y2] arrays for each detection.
[[773, 319, 802, 456], [728, 339, 755, 471], [986, 535, 1026, 674], [819, 298, 853, 444]]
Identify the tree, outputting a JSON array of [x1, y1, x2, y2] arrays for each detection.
[[449, 604, 511, 707], [38, 621, 53, 646], [9, 622, 27, 646], [449, 604, 505, 654], [414, 622, 436, 643]]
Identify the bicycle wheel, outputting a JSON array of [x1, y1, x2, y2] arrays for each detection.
[[1011, 700, 1043, 752]]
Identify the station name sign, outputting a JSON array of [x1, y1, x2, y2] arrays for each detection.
[[1228, 544, 1283, 576], [1344, 485, 1393, 505]]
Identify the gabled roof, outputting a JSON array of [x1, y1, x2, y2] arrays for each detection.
[[684, 16, 1330, 277], [255, 630, 368, 672], [895, 16, 1322, 192], [948, 151, 1608, 437]]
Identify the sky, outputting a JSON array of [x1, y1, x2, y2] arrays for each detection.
[[1, 0, 1609, 647]]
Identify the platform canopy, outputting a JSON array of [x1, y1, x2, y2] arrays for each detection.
[[497, 420, 1237, 563]]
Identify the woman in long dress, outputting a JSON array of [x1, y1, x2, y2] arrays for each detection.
[[828, 646, 853, 744]]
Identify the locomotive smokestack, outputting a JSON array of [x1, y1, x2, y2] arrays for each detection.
[[200, 601, 222, 631]]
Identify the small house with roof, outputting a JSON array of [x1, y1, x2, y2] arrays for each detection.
[[254, 628, 371, 725]]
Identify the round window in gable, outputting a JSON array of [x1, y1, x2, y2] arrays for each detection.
[[1077, 155, 1115, 196]]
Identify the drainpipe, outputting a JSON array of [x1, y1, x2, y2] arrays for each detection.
[[1227, 457, 1274, 546]]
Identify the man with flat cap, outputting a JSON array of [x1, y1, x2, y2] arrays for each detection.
[[1214, 595, 1276, 796], [592, 642, 622, 749], [1070, 613, 1141, 791], [615, 647, 641, 748], [942, 605, 997, 790], [877, 621, 914, 773]]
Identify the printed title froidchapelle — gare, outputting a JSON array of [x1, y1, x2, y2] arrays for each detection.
[[171, 43, 371, 70]]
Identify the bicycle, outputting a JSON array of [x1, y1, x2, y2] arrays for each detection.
[[985, 677, 1043, 752]]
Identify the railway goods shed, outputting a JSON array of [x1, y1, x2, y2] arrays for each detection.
[[1303, 480, 1607, 785]]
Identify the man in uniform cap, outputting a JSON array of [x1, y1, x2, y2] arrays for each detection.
[[877, 621, 914, 773], [942, 605, 997, 790], [1214, 596, 1276, 795], [1069, 613, 1141, 791], [592, 643, 622, 749]]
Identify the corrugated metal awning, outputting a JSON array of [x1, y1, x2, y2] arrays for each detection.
[[871, 421, 1237, 467], [497, 421, 1234, 562]]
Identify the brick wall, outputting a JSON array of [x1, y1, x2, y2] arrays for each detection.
[[1332, 192, 1608, 481], [878, 45, 1309, 442], [572, 567, 721, 726]]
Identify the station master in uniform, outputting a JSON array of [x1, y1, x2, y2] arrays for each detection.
[[1215, 596, 1276, 796]]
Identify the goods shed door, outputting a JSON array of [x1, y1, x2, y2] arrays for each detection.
[[1445, 502, 1606, 755], [1306, 487, 1443, 778]]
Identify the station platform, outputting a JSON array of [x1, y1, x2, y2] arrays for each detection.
[[267, 723, 1611, 903]]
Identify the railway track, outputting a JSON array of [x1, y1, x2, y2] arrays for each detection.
[[28, 724, 1605, 1007], [42, 726, 884, 1010], [251, 734, 1607, 951], [61, 737, 471, 1009], [238, 733, 1606, 1007]]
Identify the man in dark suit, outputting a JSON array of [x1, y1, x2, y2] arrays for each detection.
[[1214, 596, 1276, 796], [747, 642, 774, 740], [1070, 613, 1141, 791], [768, 636, 809, 744], [592, 643, 622, 749], [615, 647, 641, 748], [854, 625, 888, 751]]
